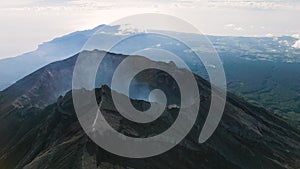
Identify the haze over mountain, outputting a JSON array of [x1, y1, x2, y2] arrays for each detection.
[[0, 50, 299, 169], [0, 25, 103, 90], [1, 24, 299, 92], [1, 25, 300, 123]]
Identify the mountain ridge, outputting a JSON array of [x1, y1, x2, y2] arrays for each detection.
[[1, 25, 300, 121], [0, 85, 299, 169], [0, 51, 299, 169]]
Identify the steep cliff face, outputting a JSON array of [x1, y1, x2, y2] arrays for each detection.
[[0, 55, 76, 112], [0, 85, 299, 169], [0, 50, 126, 112], [0, 51, 299, 169]]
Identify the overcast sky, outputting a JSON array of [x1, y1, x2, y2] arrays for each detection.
[[0, 0, 300, 59]]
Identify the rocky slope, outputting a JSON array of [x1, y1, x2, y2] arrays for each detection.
[[0, 85, 299, 169], [0, 50, 124, 112], [1, 25, 300, 119], [0, 51, 299, 169]]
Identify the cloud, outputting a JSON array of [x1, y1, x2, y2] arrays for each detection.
[[265, 33, 274, 37], [1, 0, 300, 58], [225, 24, 235, 27], [292, 40, 300, 48], [225, 24, 244, 31], [208, 1, 300, 10], [291, 34, 300, 48], [234, 27, 244, 31], [114, 24, 146, 35], [4, 0, 299, 11], [0, 0, 35, 7], [292, 34, 300, 39], [278, 40, 289, 46]]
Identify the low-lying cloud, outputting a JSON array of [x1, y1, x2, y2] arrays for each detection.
[[292, 40, 300, 49]]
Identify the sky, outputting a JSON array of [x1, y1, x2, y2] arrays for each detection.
[[0, 0, 300, 59]]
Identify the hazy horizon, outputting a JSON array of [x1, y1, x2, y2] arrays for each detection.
[[1, 0, 300, 59]]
